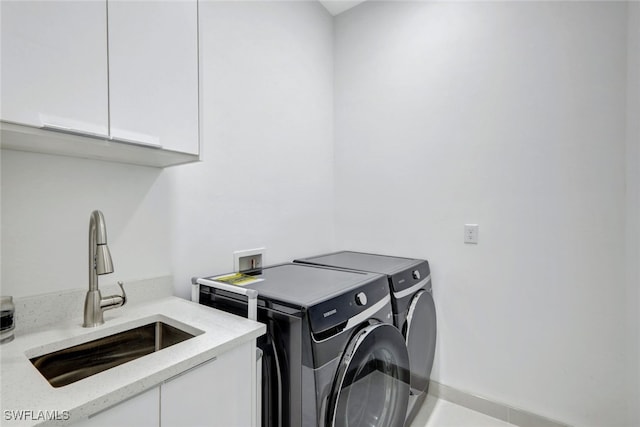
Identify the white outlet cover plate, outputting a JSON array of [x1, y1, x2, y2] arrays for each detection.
[[464, 224, 479, 244]]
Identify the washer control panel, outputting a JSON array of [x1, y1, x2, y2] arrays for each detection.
[[307, 276, 388, 334]]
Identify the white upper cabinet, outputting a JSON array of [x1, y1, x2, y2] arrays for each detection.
[[108, 0, 199, 155], [0, 0, 199, 166], [0, 0, 109, 136]]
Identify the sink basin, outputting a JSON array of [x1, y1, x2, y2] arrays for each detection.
[[30, 321, 196, 388]]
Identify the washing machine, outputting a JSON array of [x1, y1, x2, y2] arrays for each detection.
[[294, 251, 436, 424], [194, 263, 410, 427]]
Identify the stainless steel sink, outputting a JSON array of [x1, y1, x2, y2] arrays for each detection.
[[30, 321, 196, 388]]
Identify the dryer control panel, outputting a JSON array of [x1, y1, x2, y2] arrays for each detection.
[[307, 275, 389, 338]]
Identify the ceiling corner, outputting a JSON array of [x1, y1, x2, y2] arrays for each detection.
[[318, 0, 368, 16]]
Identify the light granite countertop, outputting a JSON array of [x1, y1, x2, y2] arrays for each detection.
[[0, 295, 266, 426]]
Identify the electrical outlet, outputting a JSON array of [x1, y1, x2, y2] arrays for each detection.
[[233, 248, 266, 272], [464, 224, 479, 244]]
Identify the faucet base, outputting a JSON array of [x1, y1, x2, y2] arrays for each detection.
[[83, 290, 105, 327]]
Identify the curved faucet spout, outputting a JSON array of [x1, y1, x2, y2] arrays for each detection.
[[91, 210, 109, 245], [89, 210, 113, 290]]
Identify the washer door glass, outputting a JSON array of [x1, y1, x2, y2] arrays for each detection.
[[327, 322, 410, 427], [404, 290, 437, 394]]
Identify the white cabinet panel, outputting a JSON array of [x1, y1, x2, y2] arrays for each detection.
[[70, 342, 257, 426], [108, 0, 199, 155], [161, 342, 254, 427], [73, 386, 160, 427], [0, 0, 108, 136]]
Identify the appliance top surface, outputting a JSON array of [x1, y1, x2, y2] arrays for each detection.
[[297, 251, 422, 275], [206, 263, 384, 308]]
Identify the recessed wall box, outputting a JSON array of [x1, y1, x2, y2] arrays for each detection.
[[233, 248, 266, 272]]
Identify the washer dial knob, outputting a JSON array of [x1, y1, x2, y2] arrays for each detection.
[[355, 292, 368, 306], [412, 270, 421, 280]]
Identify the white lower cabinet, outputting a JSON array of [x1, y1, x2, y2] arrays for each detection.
[[161, 341, 254, 427], [73, 341, 255, 427]]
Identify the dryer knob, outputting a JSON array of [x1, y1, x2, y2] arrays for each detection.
[[355, 292, 368, 306], [413, 270, 421, 280]]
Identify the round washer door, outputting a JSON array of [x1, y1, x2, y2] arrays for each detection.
[[327, 322, 410, 427], [404, 290, 437, 394]]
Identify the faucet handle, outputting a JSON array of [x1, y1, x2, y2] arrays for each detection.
[[117, 281, 127, 306], [100, 281, 127, 311]]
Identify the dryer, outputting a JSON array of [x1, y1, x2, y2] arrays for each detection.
[[294, 251, 436, 424], [195, 263, 410, 427]]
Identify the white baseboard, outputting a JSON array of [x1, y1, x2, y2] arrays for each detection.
[[428, 381, 571, 427]]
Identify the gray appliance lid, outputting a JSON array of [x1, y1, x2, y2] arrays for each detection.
[[296, 251, 421, 276], [205, 263, 384, 308]]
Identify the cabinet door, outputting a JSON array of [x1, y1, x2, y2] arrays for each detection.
[[161, 342, 254, 427], [107, 0, 199, 154], [0, 0, 109, 135], [73, 386, 159, 427]]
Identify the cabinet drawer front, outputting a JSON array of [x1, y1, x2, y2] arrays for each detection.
[[74, 387, 160, 427]]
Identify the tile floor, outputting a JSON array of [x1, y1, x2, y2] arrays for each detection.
[[410, 395, 517, 427]]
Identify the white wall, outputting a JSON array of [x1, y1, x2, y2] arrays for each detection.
[[0, 150, 172, 298], [625, 2, 640, 426], [167, 0, 335, 298], [1, 1, 635, 425], [334, 2, 630, 426], [0, 0, 334, 301]]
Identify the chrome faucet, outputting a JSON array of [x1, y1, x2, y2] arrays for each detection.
[[83, 210, 126, 327]]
